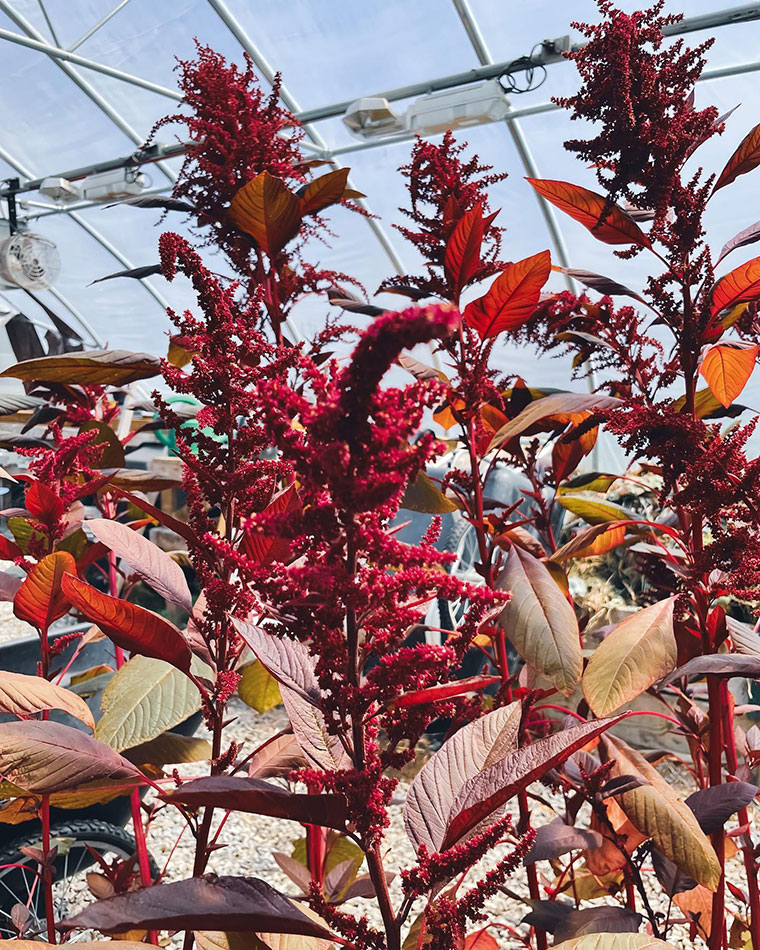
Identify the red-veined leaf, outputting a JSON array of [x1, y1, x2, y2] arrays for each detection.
[[161, 775, 347, 829], [526, 179, 651, 248], [13, 550, 76, 632], [464, 250, 551, 339], [241, 485, 299, 566], [713, 122, 760, 193], [487, 392, 620, 452], [61, 573, 192, 673], [404, 702, 521, 853], [497, 545, 581, 697], [59, 875, 333, 937], [0, 720, 143, 794], [442, 716, 623, 850], [444, 204, 485, 300], [228, 172, 302, 256], [394, 675, 500, 708], [699, 342, 758, 407], [710, 257, 760, 316], [299, 168, 350, 215], [108, 487, 197, 544], [0, 671, 94, 729], [0, 350, 161, 386], [87, 518, 192, 611]]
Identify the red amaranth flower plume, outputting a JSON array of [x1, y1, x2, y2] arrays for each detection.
[[379, 131, 507, 301]]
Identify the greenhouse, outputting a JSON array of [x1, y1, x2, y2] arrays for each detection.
[[0, 2, 758, 948]]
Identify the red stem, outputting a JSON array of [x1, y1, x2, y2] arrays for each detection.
[[41, 794, 56, 944], [722, 685, 760, 950]]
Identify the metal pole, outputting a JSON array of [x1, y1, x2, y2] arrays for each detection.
[[206, 0, 408, 277], [0, 146, 170, 313], [0, 27, 182, 100], [0, 1, 178, 187], [293, 4, 760, 125], [68, 0, 135, 53]]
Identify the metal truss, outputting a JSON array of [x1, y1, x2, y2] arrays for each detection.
[[0, 0, 759, 344]]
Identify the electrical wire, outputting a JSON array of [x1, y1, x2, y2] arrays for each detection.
[[498, 43, 548, 95]]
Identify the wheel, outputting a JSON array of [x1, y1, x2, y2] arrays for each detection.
[[0, 818, 158, 940], [435, 511, 483, 634]]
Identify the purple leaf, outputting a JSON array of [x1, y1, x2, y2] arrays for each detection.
[[717, 220, 760, 264], [553, 906, 642, 942], [658, 654, 760, 688], [233, 620, 321, 705], [59, 874, 334, 937], [273, 852, 311, 894], [404, 702, 522, 853], [556, 267, 644, 302], [161, 775, 347, 829], [248, 732, 307, 779], [524, 818, 603, 865], [279, 683, 353, 772], [684, 782, 757, 834], [0, 721, 143, 794], [87, 518, 193, 612], [443, 716, 623, 850]]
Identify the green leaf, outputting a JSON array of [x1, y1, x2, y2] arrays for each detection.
[[401, 471, 459, 513], [238, 661, 283, 714], [582, 598, 677, 716], [557, 491, 634, 525], [95, 654, 201, 752]]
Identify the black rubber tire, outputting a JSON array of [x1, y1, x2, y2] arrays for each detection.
[[437, 511, 477, 631], [0, 818, 158, 938]]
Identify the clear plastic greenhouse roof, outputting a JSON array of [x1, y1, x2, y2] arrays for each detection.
[[1, 0, 760, 401]]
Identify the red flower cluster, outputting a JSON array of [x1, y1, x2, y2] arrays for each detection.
[[380, 131, 507, 300]]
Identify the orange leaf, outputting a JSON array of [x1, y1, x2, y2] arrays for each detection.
[[526, 178, 651, 248], [299, 168, 350, 216], [228, 171, 301, 256], [713, 122, 760, 194], [14, 551, 76, 633], [699, 342, 758, 407], [710, 256, 760, 317], [464, 250, 551, 339], [552, 522, 628, 561], [464, 931, 498, 950], [61, 573, 192, 673], [444, 204, 484, 301]]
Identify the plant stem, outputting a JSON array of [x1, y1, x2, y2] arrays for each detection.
[[721, 683, 760, 950], [518, 790, 546, 950], [41, 794, 56, 944], [706, 674, 725, 950]]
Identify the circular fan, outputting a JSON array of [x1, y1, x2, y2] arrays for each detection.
[[0, 232, 61, 290]]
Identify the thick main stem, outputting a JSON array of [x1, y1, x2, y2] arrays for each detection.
[[345, 529, 400, 950], [707, 674, 725, 950], [722, 691, 760, 950], [41, 794, 56, 944]]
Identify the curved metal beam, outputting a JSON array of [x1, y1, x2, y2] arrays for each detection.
[[206, 0, 407, 278], [0, 27, 182, 100], [0, 1, 178, 186]]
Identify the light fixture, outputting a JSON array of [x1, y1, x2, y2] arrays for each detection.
[[343, 79, 511, 140], [39, 177, 81, 203], [79, 167, 147, 202]]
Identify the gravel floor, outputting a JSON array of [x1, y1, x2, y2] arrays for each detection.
[[139, 698, 752, 949]]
